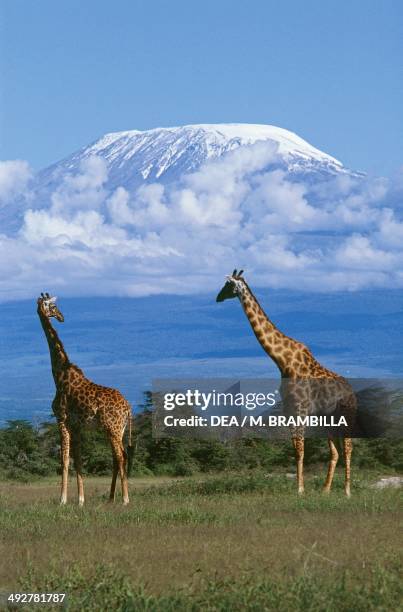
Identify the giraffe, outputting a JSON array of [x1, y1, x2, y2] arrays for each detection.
[[37, 292, 133, 506], [216, 270, 356, 496]]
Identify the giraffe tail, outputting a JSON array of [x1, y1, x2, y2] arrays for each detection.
[[126, 404, 134, 477], [127, 403, 133, 448]]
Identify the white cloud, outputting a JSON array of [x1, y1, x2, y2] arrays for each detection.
[[0, 160, 32, 206], [0, 143, 402, 300], [334, 234, 397, 271], [50, 156, 108, 215], [21, 209, 127, 248], [107, 184, 170, 228], [106, 187, 134, 226]]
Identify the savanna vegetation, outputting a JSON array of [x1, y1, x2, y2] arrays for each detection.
[[1, 392, 402, 482], [0, 474, 402, 611], [0, 392, 402, 611]]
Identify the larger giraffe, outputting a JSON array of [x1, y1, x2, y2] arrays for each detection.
[[216, 270, 356, 496], [37, 293, 132, 505]]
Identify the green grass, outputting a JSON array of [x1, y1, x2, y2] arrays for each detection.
[[0, 471, 402, 611], [17, 564, 402, 612]]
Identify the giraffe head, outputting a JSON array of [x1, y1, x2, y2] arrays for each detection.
[[216, 269, 246, 302], [37, 292, 65, 322]]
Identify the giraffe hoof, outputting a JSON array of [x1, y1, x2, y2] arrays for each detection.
[[297, 489, 304, 496], [322, 488, 331, 495]]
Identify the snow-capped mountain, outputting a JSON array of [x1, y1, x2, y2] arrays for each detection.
[[3, 123, 358, 233], [2, 123, 399, 302], [35, 123, 350, 193]]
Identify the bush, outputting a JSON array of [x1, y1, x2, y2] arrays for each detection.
[[1, 394, 402, 481], [173, 460, 197, 477], [129, 459, 153, 477]]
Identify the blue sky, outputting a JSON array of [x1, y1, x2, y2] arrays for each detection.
[[1, 0, 402, 174]]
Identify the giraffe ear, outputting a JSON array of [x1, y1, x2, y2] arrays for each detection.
[[49, 296, 58, 303]]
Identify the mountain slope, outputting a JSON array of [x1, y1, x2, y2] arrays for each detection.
[[3, 123, 358, 234], [36, 123, 348, 194]]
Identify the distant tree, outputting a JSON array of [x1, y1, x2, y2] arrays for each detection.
[[0, 391, 401, 480], [0, 420, 58, 480]]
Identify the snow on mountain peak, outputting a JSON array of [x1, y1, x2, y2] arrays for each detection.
[[17, 122, 352, 227], [46, 123, 344, 190], [88, 123, 341, 167]]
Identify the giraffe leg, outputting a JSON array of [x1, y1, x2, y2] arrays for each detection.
[[110, 436, 129, 505], [71, 429, 85, 506], [59, 422, 70, 505], [109, 456, 119, 503], [323, 437, 339, 493], [293, 436, 305, 495], [343, 437, 353, 497]]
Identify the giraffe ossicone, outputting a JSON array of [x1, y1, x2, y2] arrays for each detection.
[[37, 292, 133, 506], [216, 271, 355, 497]]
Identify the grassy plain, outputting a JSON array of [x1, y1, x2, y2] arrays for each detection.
[[0, 471, 401, 611]]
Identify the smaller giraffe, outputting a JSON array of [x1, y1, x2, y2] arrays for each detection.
[[37, 293, 133, 506], [216, 271, 356, 496]]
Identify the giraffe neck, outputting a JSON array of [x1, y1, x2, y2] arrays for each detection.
[[238, 284, 298, 376], [38, 310, 70, 385]]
